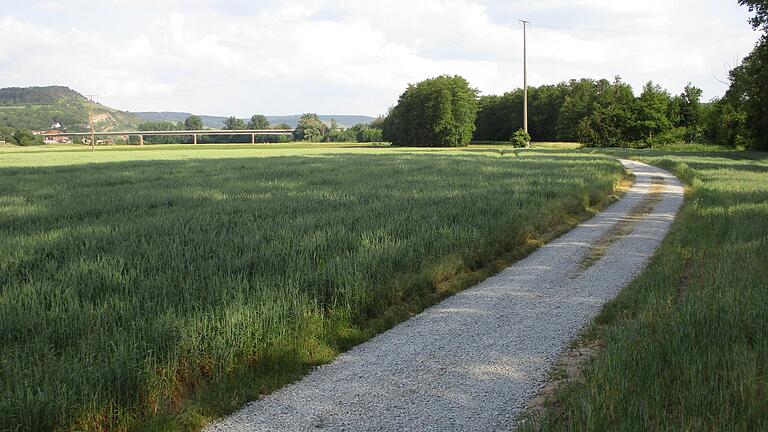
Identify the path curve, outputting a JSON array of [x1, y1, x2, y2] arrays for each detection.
[[207, 160, 684, 432]]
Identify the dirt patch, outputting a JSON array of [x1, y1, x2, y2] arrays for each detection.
[[675, 256, 699, 304], [518, 339, 603, 427]]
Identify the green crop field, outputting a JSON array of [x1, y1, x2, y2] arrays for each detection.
[[525, 149, 768, 431], [0, 144, 625, 431]]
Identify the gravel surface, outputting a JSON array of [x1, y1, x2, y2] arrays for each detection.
[[207, 160, 684, 432]]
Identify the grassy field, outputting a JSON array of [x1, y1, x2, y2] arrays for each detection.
[[525, 149, 768, 430], [0, 144, 625, 431]]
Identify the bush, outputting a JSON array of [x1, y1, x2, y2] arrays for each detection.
[[0, 126, 14, 143], [383, 75, 478, 147], [323, 129, 356, 143], [11, 129, 43, 146], [646, 127, 687, 148], [510, 129, 531, 148], [344, 124, 384, 143], [356, 127, 383, 143]]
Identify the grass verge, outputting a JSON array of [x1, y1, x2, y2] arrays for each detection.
[[521, 150, 768, 431]]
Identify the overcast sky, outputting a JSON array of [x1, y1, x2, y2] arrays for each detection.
[[0, 0, 761, 117]]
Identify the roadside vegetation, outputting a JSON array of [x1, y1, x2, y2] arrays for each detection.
[[521, 149, 768, 430], [520, 4, 768, 429], [0, 145, 625, 431]]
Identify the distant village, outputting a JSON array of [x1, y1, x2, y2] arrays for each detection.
[[31, 123, 127, 145], [31, 123, 71, 144]]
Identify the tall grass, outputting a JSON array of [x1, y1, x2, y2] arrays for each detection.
[[527, 150, 768, 431], [0, 148, 624, 430]]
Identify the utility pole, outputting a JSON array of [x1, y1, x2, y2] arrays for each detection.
[[86, 95, 98, 151], [520, 20, 530, 134]]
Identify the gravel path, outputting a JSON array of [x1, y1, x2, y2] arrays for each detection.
[[207, 160, 684, 432]]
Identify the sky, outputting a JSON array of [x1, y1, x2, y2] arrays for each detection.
[[0, 0, 761, 117]]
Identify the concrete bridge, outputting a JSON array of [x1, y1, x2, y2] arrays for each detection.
[[43, 129, 294, 148]]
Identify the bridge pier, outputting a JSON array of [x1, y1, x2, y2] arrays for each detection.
[[251, 133, 256, 144], [193, 134, 198, 145], [139, 135, 144, 146]]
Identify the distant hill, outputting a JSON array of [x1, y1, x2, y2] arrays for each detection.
[[0, 86, 140, 132], [0, 86, 375, 132], [134, 112, 376, 129], [132, 112, 232, 129]]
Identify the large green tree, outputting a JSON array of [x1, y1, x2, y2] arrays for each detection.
[[293, 114, 327, 142], [740, 0, 768, 31], [673, 84, 704, 142], [222, 116, 246, 130], [727, 39, 768, 149], [248, 115, 269, 129], [0, 126, 14, 143], [634, 81, 673, 140], [11, 129, 43, 146], [184, 115, 203, 130], [703, 1, 768, 149], [576, 77, 638, 147], [383, 75, 478, 147]]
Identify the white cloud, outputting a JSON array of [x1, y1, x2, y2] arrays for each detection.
[[0, 0, 761, 116], [32, 1, 65, 11]]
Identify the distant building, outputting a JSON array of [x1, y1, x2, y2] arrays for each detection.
[[40, 129, 71, 144]]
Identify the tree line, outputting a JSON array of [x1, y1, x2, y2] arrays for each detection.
[[134, 113, 384, 145], [377, 75, 715, 148], [473, 78, 707, 148], [379, 70, 764, 149], [381, 0, 768, 150], [132, 115, 292, 144], [707, 0, 768, 150], [294, 113, 384, 143]]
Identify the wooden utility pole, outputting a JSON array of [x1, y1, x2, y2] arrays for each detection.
[[86, 95, 97, 151], [520, 20, 530, 134]]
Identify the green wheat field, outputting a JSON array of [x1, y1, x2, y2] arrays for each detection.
[[0, 144, 624, 431]]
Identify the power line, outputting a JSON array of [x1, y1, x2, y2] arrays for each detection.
[[533, 23, 746, 38], [80, 21, 747, 106]]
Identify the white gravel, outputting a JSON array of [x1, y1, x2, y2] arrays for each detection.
[[206, 159, 684, 432]]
